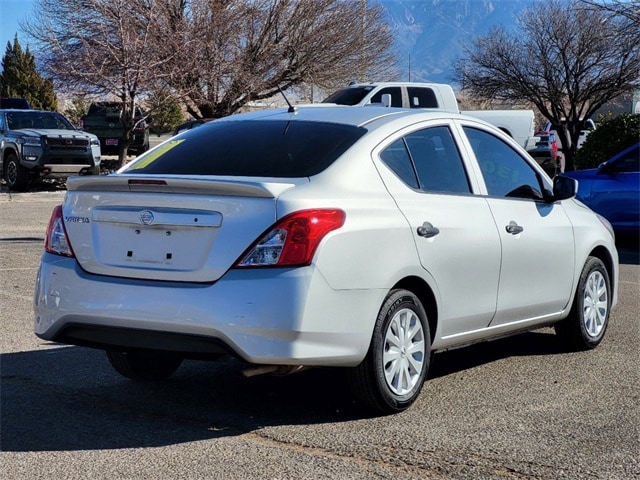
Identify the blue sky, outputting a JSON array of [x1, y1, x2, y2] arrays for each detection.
[[1, 0, 36, 52]]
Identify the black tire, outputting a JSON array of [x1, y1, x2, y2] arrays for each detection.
[[4, 153, 30, 191], [106, 350, 183, 380], [555, 256, 611, 350], [349, 289, 431, 414]]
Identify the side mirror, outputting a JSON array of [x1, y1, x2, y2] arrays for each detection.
[[381, 93, 392, 107], [552, 175, 577, 201]]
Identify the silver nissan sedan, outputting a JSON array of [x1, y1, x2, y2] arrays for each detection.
[[34, 105, 618, 414]]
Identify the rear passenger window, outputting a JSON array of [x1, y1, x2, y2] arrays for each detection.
[[406, 126, 471, 194], [380, 139, 419, 189], [407, 87, 438, 108], [380, 126, 471, 194]]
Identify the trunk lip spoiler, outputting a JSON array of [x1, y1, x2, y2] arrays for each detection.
[[66, 174, 306, 198]]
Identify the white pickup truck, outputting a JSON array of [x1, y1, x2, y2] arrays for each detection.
[[322, 82, 537, 150]]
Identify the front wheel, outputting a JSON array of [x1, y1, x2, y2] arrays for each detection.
[[4, 153, 30, 191], [555, 257, 611, 350], [107, 350, 183, 380], [349, 289, 431, 414]]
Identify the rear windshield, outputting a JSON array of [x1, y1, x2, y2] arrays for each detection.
[[123, 119, 367, 177], [87, 103, 144, 117]]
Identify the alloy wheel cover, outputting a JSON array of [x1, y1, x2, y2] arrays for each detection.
[[383, 307, 426, 395], [582, 270, 608, 338]]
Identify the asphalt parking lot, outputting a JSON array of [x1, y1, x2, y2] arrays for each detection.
[[0, 189, 638, 479]]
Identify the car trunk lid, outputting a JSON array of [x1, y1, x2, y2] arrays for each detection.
[[62, 175, 302, 282]]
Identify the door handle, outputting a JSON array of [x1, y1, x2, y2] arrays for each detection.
[[505, 221, 524, 235], [417, 222, 440, 238]]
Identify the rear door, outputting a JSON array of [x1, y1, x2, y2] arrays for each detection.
[[369, 87, 403, 107], [374, 122, 501, 338], [406, 86, 439, 109]]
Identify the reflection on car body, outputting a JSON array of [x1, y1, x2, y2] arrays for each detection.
[[527, 130, 559, 177], [34, 106, 619, 414]]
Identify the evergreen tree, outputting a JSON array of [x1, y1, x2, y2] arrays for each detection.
[[0, 35, 57, 110], [64, 95, 91, 127], [146, 90, 184, 136]]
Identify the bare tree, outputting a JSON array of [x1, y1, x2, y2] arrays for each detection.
[[455, 0, 640, 170], [23, 0, 190, 167], [159, 0, 397, 119], [23, 0, 396, 161], [581, 0, 640, 28]]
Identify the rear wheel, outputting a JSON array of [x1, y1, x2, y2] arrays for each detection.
[[106, 350, 183, 380], [4, 153, 30, 191], [555, 257, 611, 350], [349, 289, 431, 414]]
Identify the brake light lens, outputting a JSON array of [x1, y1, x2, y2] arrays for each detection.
[[45, 205, 75, 257], [236, 209, 345, 268]]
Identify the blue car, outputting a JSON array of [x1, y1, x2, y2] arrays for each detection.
[[563, 143, 639, 234]]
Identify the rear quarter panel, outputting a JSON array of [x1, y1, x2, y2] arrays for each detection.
[[275, 140, 424, 292]]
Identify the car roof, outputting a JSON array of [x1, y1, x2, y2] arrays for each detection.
[[1, 109, 60, 114], [340, 82, 450, 89], [0, 108, 64, 116], [91, 101, 122, 106], [214, 104, 464, 129]]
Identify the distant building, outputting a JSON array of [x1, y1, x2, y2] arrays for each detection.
[[593, 91, 638, 120]]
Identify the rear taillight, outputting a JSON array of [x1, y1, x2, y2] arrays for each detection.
[[235, 209, 345, 268], [45, 205, 75, 257]]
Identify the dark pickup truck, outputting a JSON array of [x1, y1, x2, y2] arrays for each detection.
[[0, 109, 101, 191], [80, 102, 150, 156]]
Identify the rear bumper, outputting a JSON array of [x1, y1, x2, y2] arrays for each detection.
[[95, 132, 148, 154], [34, 253, 381, 366]]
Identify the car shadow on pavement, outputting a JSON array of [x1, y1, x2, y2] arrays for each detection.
[[429, 329, 562, 381], [0, 178, 67, 194], [1, 329, 567, 453]]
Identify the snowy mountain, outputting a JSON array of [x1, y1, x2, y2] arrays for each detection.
[[379, 0, 535, 84]]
